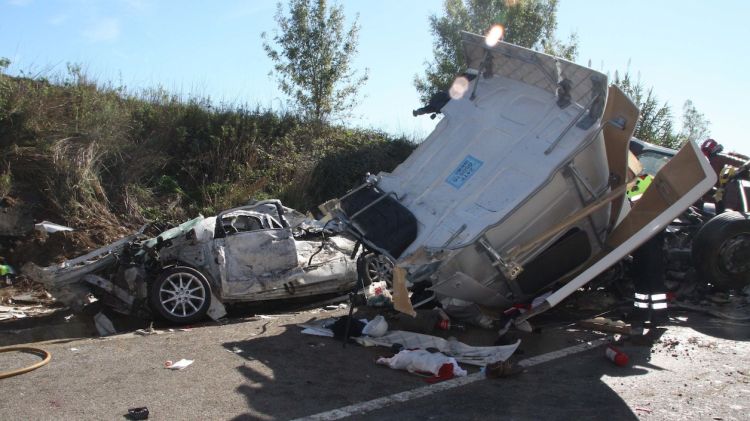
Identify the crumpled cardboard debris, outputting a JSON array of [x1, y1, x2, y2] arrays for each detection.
[[578, 317, 632, 334], [392, 267, 416, 317]]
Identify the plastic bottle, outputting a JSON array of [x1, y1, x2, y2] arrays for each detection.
[[605, 345, 629, 367]]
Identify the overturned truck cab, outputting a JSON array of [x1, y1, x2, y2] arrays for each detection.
[[323, 32, 717, 328]]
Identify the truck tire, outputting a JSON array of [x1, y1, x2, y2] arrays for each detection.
[[149, 266, 211, 324], [692, 211, 750, 291]]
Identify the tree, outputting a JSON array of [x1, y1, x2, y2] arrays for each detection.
[[262, 0, 368, 124], [677, 99, 710, 147], [415, 0, 577, 102], [613, 70, 678, 148], [614, 72, 712, 149]]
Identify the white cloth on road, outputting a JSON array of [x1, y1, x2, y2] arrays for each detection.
[[377, 349, 467, 377], [299, 318, 520, 366], [356, 330, 519, 366]]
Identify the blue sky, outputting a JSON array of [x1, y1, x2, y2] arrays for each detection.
[[1, 0, 747, 153]]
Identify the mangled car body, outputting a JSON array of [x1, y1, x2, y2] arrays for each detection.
[[323, 32, 717, 327], [24, 201, 359, 323]]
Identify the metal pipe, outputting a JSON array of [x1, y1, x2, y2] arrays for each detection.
[[544, 94, 600, 155]]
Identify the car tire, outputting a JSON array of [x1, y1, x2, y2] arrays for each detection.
[[149, 266, 211, 324], [357, 253, 394, 287], [692, 211, 750, 291]]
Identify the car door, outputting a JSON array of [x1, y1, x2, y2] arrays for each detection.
[[213, 204, 299, 298]]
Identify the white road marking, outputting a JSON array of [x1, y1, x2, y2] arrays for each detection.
[[516, 337, 610, 368], [291, 337, 611, 421]]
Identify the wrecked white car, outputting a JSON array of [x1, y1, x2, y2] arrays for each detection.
[[24, 200, 360, 324], [324, 32, 717, 328]]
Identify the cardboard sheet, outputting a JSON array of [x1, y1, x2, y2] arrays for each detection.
[[392, 266, 416, 317]]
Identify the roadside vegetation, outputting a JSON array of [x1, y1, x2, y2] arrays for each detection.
[[0, 62, 414, 234]]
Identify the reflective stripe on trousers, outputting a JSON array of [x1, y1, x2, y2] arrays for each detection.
[[634, 292, 668, 310]]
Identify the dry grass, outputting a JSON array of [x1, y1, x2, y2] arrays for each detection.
[[0, 68, 416, 233]]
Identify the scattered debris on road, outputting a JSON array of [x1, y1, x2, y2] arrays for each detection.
[[604, 345, 629, 366], [362, 315, 388, 337], [164, 358, 193, 370], [0, 304, 56, 321], [126, 406, 149, 420], [578, 317, 632, 335], [484, 360, 523, 378], [134, 323, 159, 336], [365, 281, 392, 307], [687, 336, 717, 349], [299, 316, 519, 366]]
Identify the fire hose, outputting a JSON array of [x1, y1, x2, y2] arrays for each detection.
[[0, 346, 51, 379]]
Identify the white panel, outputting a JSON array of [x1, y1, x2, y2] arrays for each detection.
[[501, 95, 548, 125]]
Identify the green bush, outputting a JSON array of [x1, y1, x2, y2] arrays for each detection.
[[0, 69, 420, 231]]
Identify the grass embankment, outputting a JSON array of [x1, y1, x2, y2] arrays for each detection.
[[0, 66, 415, 266]]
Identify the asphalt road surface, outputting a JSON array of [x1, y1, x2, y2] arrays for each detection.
[[0, 307, 748, 420]]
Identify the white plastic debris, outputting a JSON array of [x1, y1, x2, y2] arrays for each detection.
[[93, 312, 116, 336], [513, 319, 533, 333], [362, 315, 388, 337], [165, 359, 193, 370], [34, 221, 74, 233], [300, 327, 334, 337], [366, 281, 392, 307], [207, 293, 227, 320], [0, 306, 27, 320], [356, 329, 520, 366]]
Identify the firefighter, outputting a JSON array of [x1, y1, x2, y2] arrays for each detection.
[[630, 232, 669, 326]]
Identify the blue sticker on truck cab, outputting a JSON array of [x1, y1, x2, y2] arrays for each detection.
[[446, 155, 483, 189]]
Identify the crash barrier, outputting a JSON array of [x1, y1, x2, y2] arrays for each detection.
[[0, 346, 52, 379]]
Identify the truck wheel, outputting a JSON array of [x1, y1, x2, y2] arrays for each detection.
[[692, 211, 750, 291], [149, 266, 211, 324]]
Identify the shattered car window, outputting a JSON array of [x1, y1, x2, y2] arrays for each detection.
[[222, 215, 264, 233], [637, 151, 674, 176]]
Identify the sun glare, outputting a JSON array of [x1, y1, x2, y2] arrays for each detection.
[[449, 76, 470, 100], [485, 24, 504, 47]]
